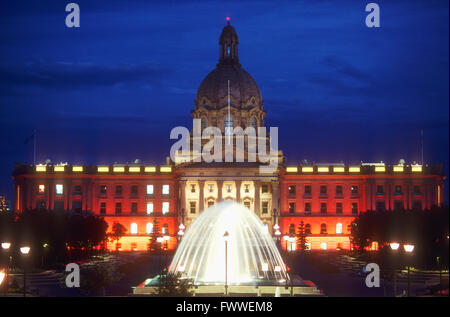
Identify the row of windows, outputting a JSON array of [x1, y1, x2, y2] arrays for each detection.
[[288, 202, 358, 215], [129, 223, 169, 234], [99, 202, 170, 215], [37, 184, 171, 196], [288, 223, 345, 235], [188, 200, 271, 214], [189, 183, 270, 194], [287, 184, 422, 196]]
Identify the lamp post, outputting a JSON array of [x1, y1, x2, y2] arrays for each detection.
[[1, 242, 11, 296], [403, 244, 414, 297], [389, 242, 400, 297], [20, 246, 31, 297], [223, 231, 229, 296]]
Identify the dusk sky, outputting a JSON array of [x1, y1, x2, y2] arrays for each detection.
[[0, 0, 448, 203]]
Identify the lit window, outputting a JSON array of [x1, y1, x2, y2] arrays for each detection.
[[38, 184, 45, 193], [191, 185, 196, 193], [146, 223, 153, 234], [320, 242, 327, 250], [162, 185, 170, 195], [162, 224, 169, 234], [244, 184, 249, 193], [130, 223, 138, 234], [56, 184, 63, 195], [288, 185, 296, 194], [305, 243, 311, 251], [146, 185, 154, 195], [351, 185, 359, 194], [162, 202, 169, 214], [146, 202, 153, 214], [227, 45, 231, 56], [336, 223, 343, 235]]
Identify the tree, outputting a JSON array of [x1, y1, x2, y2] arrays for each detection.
[[296, 221, 308, 252], [148, 217, 161, 253], [155, 270, 194, 297], [80, 262, 121, 296], [110, 222, 127, 251]]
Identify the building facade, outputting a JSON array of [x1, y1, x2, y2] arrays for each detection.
[[11, 22, 445, 251]]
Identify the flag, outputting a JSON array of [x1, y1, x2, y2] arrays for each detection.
[[24, 132, 35, 144]]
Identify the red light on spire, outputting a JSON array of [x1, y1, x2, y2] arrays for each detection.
[[226, 16, 230, 23]]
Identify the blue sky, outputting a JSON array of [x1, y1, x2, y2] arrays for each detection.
[[0, 0, 448, 203]]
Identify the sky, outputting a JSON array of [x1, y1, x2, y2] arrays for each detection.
[[0, 0, 448, 203]]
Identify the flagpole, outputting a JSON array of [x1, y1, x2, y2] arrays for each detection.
[[34, 129, 36, 165]]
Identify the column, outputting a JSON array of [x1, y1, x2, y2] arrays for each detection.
[[271, 180, 279, 224], [217, 180, 223, 202], [254, 180, 260, 216], [198, 180, 205, 212], [179, 180, 186, 224], [235, 180, 241, 203]]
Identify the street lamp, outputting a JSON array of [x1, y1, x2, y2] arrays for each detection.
[[389, 242, 400, 251], [404, 244, 415, 297], [389, 242, 400, 296], [20, 246, 31, 297], [223, 231, 229, 296]]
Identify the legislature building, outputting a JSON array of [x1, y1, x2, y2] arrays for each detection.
[[12, 22, 445, 251]]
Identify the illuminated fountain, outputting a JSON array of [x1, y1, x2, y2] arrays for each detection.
[[169, 201, 288, 285]]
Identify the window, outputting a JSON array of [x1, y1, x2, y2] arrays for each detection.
[[351, 185, 359, 194], [244, 184, 250, 193], [244, 201, 250, 209], [336, 185, 342, 195], [250, 117, 257, 128], [190, 201, 196, 214], [289, 224, 295, 235], [304, 202, 311, 214], [191, 185, 196, 193], [377, 185, 384, 194], [320, 185, 327, 195], [56, 184, 64, 195], [376, 202, 385, 212], [115, 185, 122, 195], [288, 202, 295, 215], [320, 242, 327, 250], [208, 184, 214, 193], [227, 45, 231, 56], [131, 202, 138, 214], [146, 202, 153, 214], [336, 223, 343, 235], [54, 200, 64, 211], [115, 202, 122, 214], [201, 118, 207, 131], [320, 224, 327, 234], [130, 223, 138, 234], [73, 185, 81, 194], [352, 203, 358, 214], [413, 201, 422, 210], [413, 185, 421, 194], [36, 200, 46, 210], [395, 185, 402, 194], [162, 224, 169, 234], [38, 184, 45, 193], [304, 185, 311, 195], [262, 201, 269, 214], [162, 185, 170, 195], [146, 223, 153, 234], [131, 185, 138, 195], [336, 202, 343, 214], [100, 185, 107, 195], [305, 224, 311, 234], [226, 184, 232, 193], [288, 185, 296, 194], [394, 201, 403, 211], [162, 202, 169, 214], [208, 200, 215, 208], [146, 184, 154, 195], [72, 200, 82, 213], [100, 202, 106, 215], [320, 202, 327, 214], [261, 184, 269, 193]]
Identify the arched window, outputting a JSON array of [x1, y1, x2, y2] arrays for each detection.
[[320, 242, 327, 250], [320, 223, 327, 234], [305, 224, 311, 234], [146, 223, 153, 234], [250, 117, 257, 129], [130, 223, 138, 235], [289, 224, 295, 235], [227, 45, 231, 56], [336, 223, 343, 235], [201, 117, 207, 131]]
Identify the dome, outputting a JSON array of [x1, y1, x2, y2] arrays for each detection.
[[195, 66, 262, 110], [194, 21, 263, 110]]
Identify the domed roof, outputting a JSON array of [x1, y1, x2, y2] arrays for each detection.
[[195, 66, 262, 110], [194, 21, 262, 110]]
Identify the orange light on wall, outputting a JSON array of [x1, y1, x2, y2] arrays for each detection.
[[317, 167, 329, 173], [160, 166, 172, 173], [333, 166, 345, 173], [302, 167, 314, 173], [129, 166, 141, 173], [145, 166, 156, 173], [97, 166, 109, 172], [349, 166, 360, 173], [72, 166, 83, 172], [113, 166, 125, 173], [36, 165, 46, 172], [54, 166, 65, 172], [286, 166, 298, 173]]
